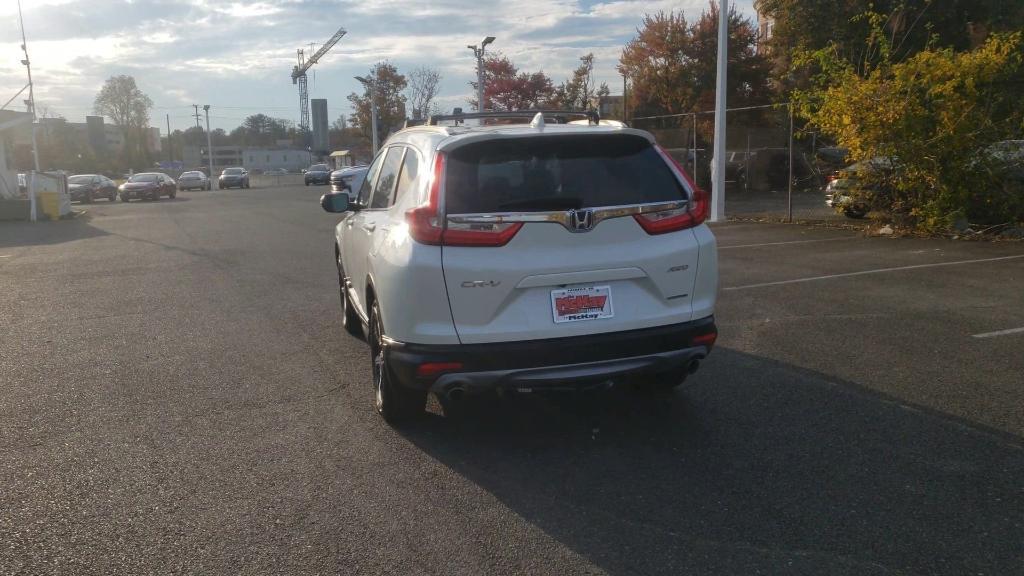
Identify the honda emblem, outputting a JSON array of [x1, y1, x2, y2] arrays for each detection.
[[568, 209, 595, 232]]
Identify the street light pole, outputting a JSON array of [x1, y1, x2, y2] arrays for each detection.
[[355, 73, 379, 155], [468, 36, 495, 113], [204, 105, 216, 190], [16, 0, 39, 174], [710, 0, 728, 222]]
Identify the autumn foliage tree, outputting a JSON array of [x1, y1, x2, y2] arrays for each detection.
[[796, 24, 1024, 229], [470, 55, 555, 112], [618, 5, 770, 117], [348, 62, 407, 141]]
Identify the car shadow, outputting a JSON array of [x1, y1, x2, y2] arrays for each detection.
[[398, 347, 1023, 575], [0, 217, 110, 247]]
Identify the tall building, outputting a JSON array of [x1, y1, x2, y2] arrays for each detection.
[[311, 99, 329, 157]]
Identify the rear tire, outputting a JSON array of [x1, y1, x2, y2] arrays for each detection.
[[844, 205, 868, 219], [84, 191, 93, 203], [369, 301, 426, 423], [109, 192, 117, 201]]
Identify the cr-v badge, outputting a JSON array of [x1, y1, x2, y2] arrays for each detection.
[[462, 280, 501, 288]]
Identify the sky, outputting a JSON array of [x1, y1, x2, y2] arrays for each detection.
[[1, 0, 756, 135]]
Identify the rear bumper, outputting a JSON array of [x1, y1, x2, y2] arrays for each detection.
[[385, 316, 716, 395]]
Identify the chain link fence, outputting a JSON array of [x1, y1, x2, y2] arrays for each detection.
[[632, 104, 849, 222]]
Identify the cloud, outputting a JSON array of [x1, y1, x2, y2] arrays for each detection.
[[1, 0, 757, 132]]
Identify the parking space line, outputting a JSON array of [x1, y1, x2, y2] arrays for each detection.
[[724, 254, 1024, 291], [718, 237, 858, 250], [972, 327, 1024, 339], [0, 255, 12, 258]]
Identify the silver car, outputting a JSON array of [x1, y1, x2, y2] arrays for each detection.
[[177, 171, 211, 191]]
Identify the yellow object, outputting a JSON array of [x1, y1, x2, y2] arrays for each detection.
[[38, 191, 61, 220]]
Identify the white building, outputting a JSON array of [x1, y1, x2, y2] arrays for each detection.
[[242, 148, 311, 173]]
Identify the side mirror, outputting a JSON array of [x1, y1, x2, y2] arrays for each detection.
[[320, 192, 350, 213]]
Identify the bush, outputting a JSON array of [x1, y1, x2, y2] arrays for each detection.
[[795, 27, 1024, 231]]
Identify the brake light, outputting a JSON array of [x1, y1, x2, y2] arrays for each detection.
[[416, 362, 464, 378], [405, 151, 523, 247], [405, 152, 446, 245], [635, 145, 710, 235], [692, 331, 717, 348]]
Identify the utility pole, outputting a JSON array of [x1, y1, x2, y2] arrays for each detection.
[[192, 104, 201, 129], [166, 114, 172, 162], [622, 73, 628, 123], [204, 105, 216, 190], [710, 0, 728, 222], [467, 36, 495, 113], [17, 0, 39, 222]]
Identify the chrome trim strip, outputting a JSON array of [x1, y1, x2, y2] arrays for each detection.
[[446, 200, 688, 232]]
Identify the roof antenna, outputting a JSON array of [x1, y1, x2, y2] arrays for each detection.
[[530, 112, 545, 130]]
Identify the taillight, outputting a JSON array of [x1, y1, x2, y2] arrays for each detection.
[[635, 145, 709, 235], [415, 361, 464, 378], [405, 153, 446, 245], [405, 152, 522, 247], [443, 221, 523, 247], [692, 331, 717, 348]]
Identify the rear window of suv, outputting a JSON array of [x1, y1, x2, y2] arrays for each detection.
[[444, 134, 684, 214]]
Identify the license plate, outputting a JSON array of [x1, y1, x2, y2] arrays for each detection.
[[551, 286, 614, 323]]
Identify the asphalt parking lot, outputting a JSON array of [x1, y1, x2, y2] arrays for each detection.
[[1, 185, 1022, 575]]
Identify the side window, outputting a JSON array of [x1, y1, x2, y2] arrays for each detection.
[[357, 152, 386, 206], [394, 148, 420, 205], [369, 147, 405, 209]]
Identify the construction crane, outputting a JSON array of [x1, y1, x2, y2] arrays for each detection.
[[291, 26, 347, 135]]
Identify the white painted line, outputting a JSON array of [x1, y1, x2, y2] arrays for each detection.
[[972, 327, 1024, 339], [718, 237, 857, 250], [724, 254, 1024, 291], [0, 255, 12, 258]]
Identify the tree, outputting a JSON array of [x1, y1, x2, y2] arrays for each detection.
[[758, 0, 1024, 91], [797, 27, 1024, 229], [618, 6, 770, 117], [470, 55, 555, 112], [406, 66, 442, 120], [331, 115, 347, 131], [556, 53, 599, 110], [93, 75, 153, 164], [348, 62, 407, 142], [230, 114, 293, 146]]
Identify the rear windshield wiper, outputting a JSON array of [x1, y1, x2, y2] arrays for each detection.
[[497, 197, 583, 211]]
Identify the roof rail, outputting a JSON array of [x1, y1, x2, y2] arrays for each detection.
[[426, 109, 598, 126]]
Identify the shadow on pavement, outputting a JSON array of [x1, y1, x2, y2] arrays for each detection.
[[0, 217, 110, 248], [400, 347, 1023, 575]]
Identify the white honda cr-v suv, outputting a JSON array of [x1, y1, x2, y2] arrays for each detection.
[[320, 112, 718, 423]]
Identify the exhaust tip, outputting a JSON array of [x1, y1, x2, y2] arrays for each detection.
[[447, 387, 466, 403], [686, 359, 701, 375]]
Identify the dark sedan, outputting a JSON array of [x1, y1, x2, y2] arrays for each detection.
[[119, 172, 177, 202], [219, 167, 250, 189], [68, 174, 118, 203], [304, 164, 331, 186]]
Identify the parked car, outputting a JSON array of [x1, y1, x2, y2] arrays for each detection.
[[68, 174, 118, 203], [329, 165, 369, 197], [304, 164, 331, 185], [825, 157, 897, 218], [177, 170, 211, 191], [119, 172, 177, 201], [219, 167, 250, 189], [319, 112, 717, 423]]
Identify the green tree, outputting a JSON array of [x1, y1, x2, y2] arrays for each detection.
[[93, 75, 153, 166], [759, 0, 1024, 91], [348, 62, 407, 142], [796, 28, 1024, 228]]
